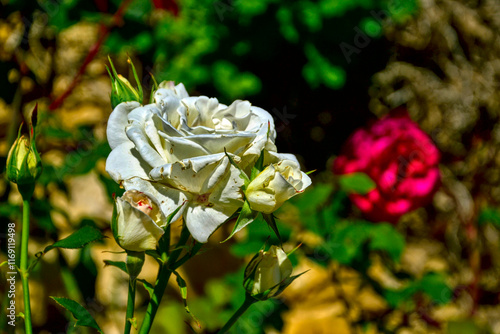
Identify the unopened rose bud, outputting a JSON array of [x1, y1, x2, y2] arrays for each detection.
[[243, 245, 293, 300], [111, 190, 165, 252], [107, 57, 143, 109], [6, 134, 42, 185], [245, 159, 311, 214], [6, 107, 42, 200]]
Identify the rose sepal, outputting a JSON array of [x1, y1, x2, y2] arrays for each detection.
[[126, 251, 145, 281], [222, 200, 258, 243], [262, 213, 282, 243], [107, 56, 143, 109]]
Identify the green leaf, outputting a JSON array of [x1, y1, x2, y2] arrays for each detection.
[[419, 273, 452, 305], [339, 172, 376, 194], [384, 284, 419, 308], [478, 207, 500, 227], [321, 221, 371, 264], [290, 183, 335, 235], [383, 272, 451, 308], [369, 223, 405, 262], [43, 226, 104, 254], [212, 61, 262, 100], [138, 279, 154, 298], [103, 260, 127, 274], [319, 221, 405, 264], [51, 297, 103, 333], [222, 200, 257, 243], [172, 270, 200, 328]]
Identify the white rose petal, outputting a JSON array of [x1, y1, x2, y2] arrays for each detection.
[[107, 101, 142, 149]]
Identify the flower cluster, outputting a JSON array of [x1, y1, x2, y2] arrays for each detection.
[[333, 110, 440, 223], [106, 81, 311, 248]]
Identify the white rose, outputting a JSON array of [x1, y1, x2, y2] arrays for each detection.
[[245, 158, 312, 214], [106, 82, 281, 242], [244, 245, 293, 299], [113, 190, 165, 252]]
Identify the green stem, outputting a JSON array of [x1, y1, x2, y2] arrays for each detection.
[[137, 224, 191, 334], [124, 278, 136, 334], [21, 199, 32, 334], [171, 241, 203, 270], [217, 294, 256, 334]]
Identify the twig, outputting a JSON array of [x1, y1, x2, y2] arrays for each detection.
[[48, 0, 133, 111]]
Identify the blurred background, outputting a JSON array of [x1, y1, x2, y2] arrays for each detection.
[[2, 0, 500, 333]]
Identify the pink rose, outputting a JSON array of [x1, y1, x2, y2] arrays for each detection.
[[333, 109, 441, 223]]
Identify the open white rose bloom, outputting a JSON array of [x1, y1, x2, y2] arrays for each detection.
[[106, 81, 310, 243]]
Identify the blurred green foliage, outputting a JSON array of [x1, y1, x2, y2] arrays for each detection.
[[5, 0, 418, 102], [384, 272, 452, 308]]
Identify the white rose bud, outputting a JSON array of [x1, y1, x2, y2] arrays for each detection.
[[245, 159, 312, 214], [243, 245, 293, 300], [112, 190, 165, 252]]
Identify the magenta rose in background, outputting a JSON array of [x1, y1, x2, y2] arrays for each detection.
[[333, 109, 441, 223]]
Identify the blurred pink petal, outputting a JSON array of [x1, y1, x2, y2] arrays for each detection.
[[333, 109, 441, 223]]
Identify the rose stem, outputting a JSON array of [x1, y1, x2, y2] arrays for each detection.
[[20, 198, 33, 334], [124, 278, 136, 334], [217, 293, 257, 334], [137, 223, 191, 334]]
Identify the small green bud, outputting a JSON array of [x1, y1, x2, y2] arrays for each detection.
[[243, 245, 293, 301], [107, 56, 143, 109]]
